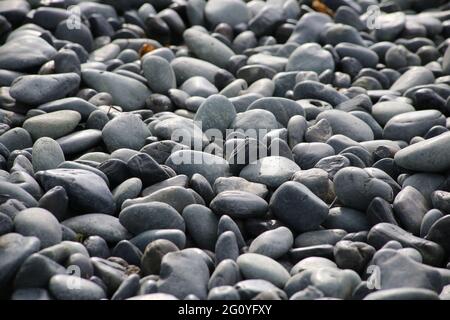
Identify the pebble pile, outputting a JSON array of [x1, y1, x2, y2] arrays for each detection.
[[1, 0, 450, 301]]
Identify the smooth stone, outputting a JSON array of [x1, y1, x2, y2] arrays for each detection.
[[49, 275, 106, 300], [286, 43, 334, 74], [39, 241, 89, 264], [142, 55, 176, 94], [322, 24, 365, 46], [393, 186, 429, 236], [38, 97, 97, 120], [335, 43, 379, 68], [182, 204, 218, 251], [127, 153, 170, 186], [240, 156, 300, 188], [248, 5, 285, 36], [13, 253, 65, 289], [237, 253, 290, 288], [23, 110, 81, 141], [208, 286, 240, 300], [374, 12, 406, 41], [11, 288, 52, 300], [372, 101, 416, 126], [247, 97, 305, 127], [36, 169, 115, 215], [166, 150, 231, 185], [141, 140, 189, 164], [209, 259, 241, 289], [290, 257, 337, 275], [323, 207, 370, 233], [364, 288, 440, 300], [141, 239, 179, 276], [316, 110, 374, 142], [32, 137, 65, 172], [390, 67, 435, 94], [180, 76, 218, 98], [152, 116, 209, 148], [230, 109, 278, 140], [270, 181, 329, 233], [10, 73, 80, 106], [420, 209, 444, 238], [130, 229, 185, 252], [426, 215, 450, 252], [314, 155, 351, 179], [294, 229, 347, 248], [111, 240, 142, 267], [234, 279, 284, 300], [122, 186, 196, 213], [291, 169, 335, 203], [0, 180, 38, 207], [0, 233, 40, 291], [431, 191, 450, 214], [293, 81, 349, 106], [288, 12, 332, 44], [215, 231, 239, 264], [102, 114, 150, 152], [119, 202, 184, 235], [210, 191, 268, 219], [56, 129, 102, 156], [334, 167, 394, 211], [55, 19, 93, 52], [213, 177, 268, 198], [157, 250, 210, 299], [384, 110, 446, 142], [217, 215, 246, 249], [370, 248, 443, 292], [293, 142, 335, 169], [184, 28, 234, 68], [141, 175, 188, 196], [367, 223, 444, 266], [111, 274, 140, 300], [171, 56, 234, 89], [394, 131, 450, 172], [333, 240, 375, 273], [367, 197, 398, 226], [194, 94, 236, 135], [82, 69, 151, 111], [0, 36, 56, 71], [84, 236, 109, 258], [62, 214, 130, 243], [111, 178, 142, 210], [249, 227, 293, 259], [204, 0, 250, 27], [305, 119, 333, 143]]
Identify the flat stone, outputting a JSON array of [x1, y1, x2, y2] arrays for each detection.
[[204, 0, 250, 27], [237, 253, 290, 288], [62, 214, 131, 243], [10, 73, 80, 106], [23, 110, 81, 140], [210, 190, 268, 219], [390, 67, 435, 94], [82, 69, 151, 111], [249, 227, 293, 259], [119, 202, 185, 235], [194, 94, 236, 135]]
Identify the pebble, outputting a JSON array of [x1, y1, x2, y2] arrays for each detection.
[[119, 202, 185, 235], [23, 110, 81, 141], [142, 55, 176, 94], [10, 73, 80, 106], [210, 191, 268, 219], [286, 43, 334, 74], [62, 214, 131, 243], [81, 69, 151, 111], [32, 137, 65, 172], [270, 181, 329, 233], [237, 253, 290, 288], [49, 275, 106, 300], [141, 239, 179, 276], [102, 114, 151, 152], [394, 131, 450, 172], [248, 227, 293, 259], [36, 169, 115, 215]]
